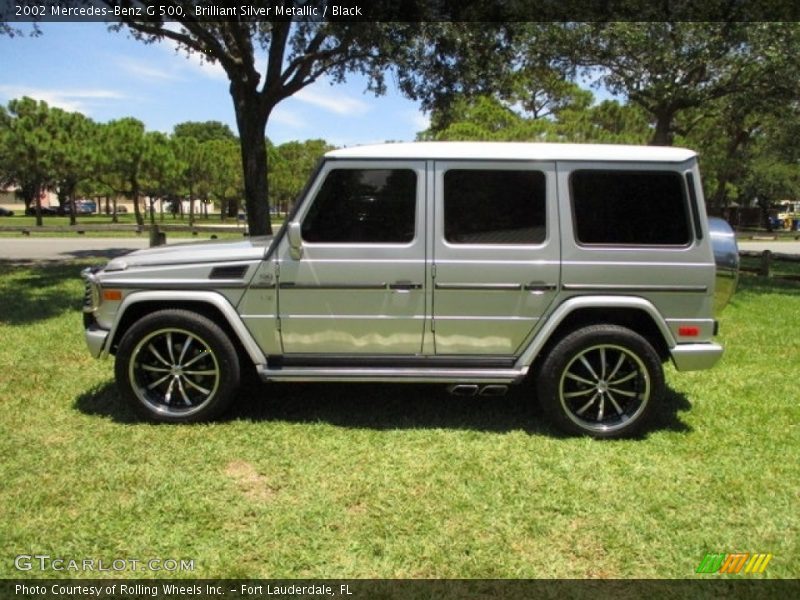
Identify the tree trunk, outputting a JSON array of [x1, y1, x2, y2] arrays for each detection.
[[69, 192, 77, 225], [34, 187, 43, 227], [710, 176, 729, 208], [132, 186, 143, 226], [189, 184, 195, 226], [649, 112, 675, 146], [232, 90, 272, 236]]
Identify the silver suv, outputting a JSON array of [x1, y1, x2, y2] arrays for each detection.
[[81, 142, 738, 438]]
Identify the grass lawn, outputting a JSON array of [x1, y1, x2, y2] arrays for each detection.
[[0, 263, 797, 579]]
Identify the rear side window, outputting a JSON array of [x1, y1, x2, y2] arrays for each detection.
[[301, 168, 416, 243], [444, 169, 546, 244], [571, 170, 690, 246]]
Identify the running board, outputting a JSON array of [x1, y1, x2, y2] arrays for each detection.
[[256, 365, 527, 384]]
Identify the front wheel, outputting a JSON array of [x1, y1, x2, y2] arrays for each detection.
[[115, 309, 240, 423], [536, 325, 664, 438]]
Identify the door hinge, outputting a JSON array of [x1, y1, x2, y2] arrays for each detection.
[[431, 263, 437, 278]]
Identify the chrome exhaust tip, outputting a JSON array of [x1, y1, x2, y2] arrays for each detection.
[[447, 384, 479, 397]]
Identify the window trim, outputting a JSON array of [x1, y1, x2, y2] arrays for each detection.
[[685, 171, 704, 241], [441, 167, 548, 247], [299, 166, 420, 247], [568, 168, 694, 249]]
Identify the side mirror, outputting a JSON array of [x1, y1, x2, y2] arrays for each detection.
[[287, 221, 303, 260]]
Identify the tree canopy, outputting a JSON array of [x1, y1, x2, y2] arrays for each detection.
[[97, 2, 460, 235]]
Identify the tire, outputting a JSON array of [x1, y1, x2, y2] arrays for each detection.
[[536, 324, 664, 439], [115, 309, 240, 423]]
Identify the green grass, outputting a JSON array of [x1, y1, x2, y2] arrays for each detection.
[[0, 265, 797, 579]]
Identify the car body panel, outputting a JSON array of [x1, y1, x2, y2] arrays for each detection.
[[81, 142, 732, 390]]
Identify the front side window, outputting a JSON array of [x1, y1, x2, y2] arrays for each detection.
[[444, 169, 547, 244], [571, 170, 690, 246], [301, 168, 416, 243]]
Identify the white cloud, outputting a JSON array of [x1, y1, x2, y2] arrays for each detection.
[[270, 106, 308, 129], [116, 56, 178, 82], [0, 85, 124, 113], [294, 86, 370, 115], [410, 110, 430, 133]]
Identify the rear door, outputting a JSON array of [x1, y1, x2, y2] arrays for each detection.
[[431, 161, 560, 356]]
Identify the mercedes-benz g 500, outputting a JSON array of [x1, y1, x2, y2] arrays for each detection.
[[82, 142, 739, 438]]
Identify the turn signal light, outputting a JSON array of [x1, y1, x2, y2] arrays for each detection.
[[103, 289, 122, 301]]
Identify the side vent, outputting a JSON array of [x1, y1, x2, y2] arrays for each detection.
[[209, 265, 249, 280]]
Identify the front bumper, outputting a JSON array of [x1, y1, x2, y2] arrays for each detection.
[[670, 342, 724, 371], [85, 324, 109, 358]]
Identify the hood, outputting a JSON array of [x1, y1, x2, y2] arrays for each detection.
[[105, 236, 273, 271]]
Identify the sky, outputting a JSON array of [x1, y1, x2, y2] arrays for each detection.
[[0, 22, 431, 147]]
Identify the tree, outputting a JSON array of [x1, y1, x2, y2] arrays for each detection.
[[394, 21, 525, 132], [419, 95, 551, 141], [173, 120, 236, 144], [420, 93, 651, 145], [50, 109, 96, 225], [172, 121, 241, 222], [97, 117, 149, 226], [555, 100, 651, 145], [98, 2, 502, 236], [685, 94, 800, 214], [269, 139, 333, 215], [0, 97, 58, 226], [172, 135, 203, 224], [200, 138, 242, 221], [140, 131, 180, 223], [562, 22, 800, 145]]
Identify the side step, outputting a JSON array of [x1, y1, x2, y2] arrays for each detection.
[[257, 365, 527, 384]]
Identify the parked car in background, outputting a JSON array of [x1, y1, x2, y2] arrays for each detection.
[[25, 205, 58, 216], [0, 207, 14, 217], [76, 200, 96, 214]]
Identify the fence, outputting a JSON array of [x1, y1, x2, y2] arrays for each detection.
[[739, 250, 800, 281], [0, 223, 247, 244]]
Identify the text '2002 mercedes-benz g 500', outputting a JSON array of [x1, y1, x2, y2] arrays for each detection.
[[82, 142, 739, 438]]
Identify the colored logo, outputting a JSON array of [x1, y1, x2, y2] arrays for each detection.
[[696, 553, 773, 574]]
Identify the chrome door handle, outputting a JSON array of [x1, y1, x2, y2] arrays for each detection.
[[389, 281, 422, 291], [523, 282, 558, 292]]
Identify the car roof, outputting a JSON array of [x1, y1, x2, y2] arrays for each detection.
[[326, 141, 696, 163]]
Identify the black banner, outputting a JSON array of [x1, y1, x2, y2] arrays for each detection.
[[2, 579, 800, 600], [4, 0, 800, 23]]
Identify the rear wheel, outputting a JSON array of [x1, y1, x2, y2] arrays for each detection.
[[537, 324, 663, 438], [115, 309, 240, 423]]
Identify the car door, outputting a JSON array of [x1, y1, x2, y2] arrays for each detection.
[[276, 160, 427, 355], [432, 160, 560, 356]]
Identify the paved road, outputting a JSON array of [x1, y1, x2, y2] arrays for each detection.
[[1, 236, 798, 262], [0, 237, 151, 261]]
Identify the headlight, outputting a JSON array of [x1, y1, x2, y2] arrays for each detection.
[[81, 267, 102, 313]]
